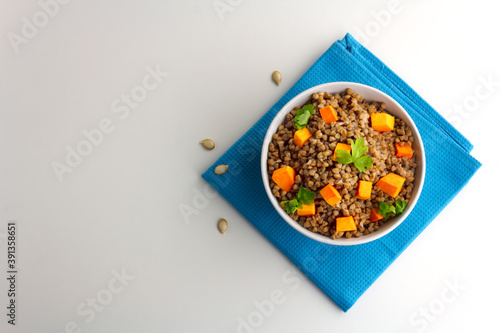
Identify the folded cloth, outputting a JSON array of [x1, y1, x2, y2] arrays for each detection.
[[201, 34, 481, 312]]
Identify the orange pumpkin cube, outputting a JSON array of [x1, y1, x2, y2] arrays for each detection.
[[293, 127, 312, 148], [369, 208, 383, 222], [375, 173, 406, 198], [355, 180, 372, 200], [271, 166, 296, 192], [333, 142, 351, 161], [319, 105, 339, 124], [320, 184, 342, 206], [297, 203, 315, 216], [336, 216, 357, 232], [371, 113, 395, 132], [395, 143, 413, 158]]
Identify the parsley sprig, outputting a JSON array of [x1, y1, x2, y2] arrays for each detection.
[[335, 137, 374, 173], [378, 202, 395, 219], [281, 187, 316, 214], [394, 200, 407, 215], [297, 187, 315, 204], [282, 199, 301, 214], [378, 200, 408, 219], [294, 105, 314, 130]]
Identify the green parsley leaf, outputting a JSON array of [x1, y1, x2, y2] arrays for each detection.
[[280, 199, 302, 214], [335, 137, 374, 173], [302, 104, 314, 114], [297, 187, 316, 205], [350, 137, 368, 159], [394, 200, 407, 215], [294, 105, 314, 130], [335, 149, 353, 164], [295, 112, 310, 129], [280, 186, 316, 214], [353, 155, 374, 173], [378, 200, 407, 219], [378, 201, 396, 219]]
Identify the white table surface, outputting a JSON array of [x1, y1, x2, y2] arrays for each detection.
[[1, 1, 499, 332]]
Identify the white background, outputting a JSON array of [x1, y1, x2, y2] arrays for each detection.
[[1, 1, 499, 332]]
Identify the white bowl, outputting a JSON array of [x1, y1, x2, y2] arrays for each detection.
[[261, 82, 426, 246]]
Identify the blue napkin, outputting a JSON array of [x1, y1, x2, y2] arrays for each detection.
[[202, 34, 481, 312]]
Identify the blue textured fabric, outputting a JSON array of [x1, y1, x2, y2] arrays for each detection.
[[201, 34, 481, 312]]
